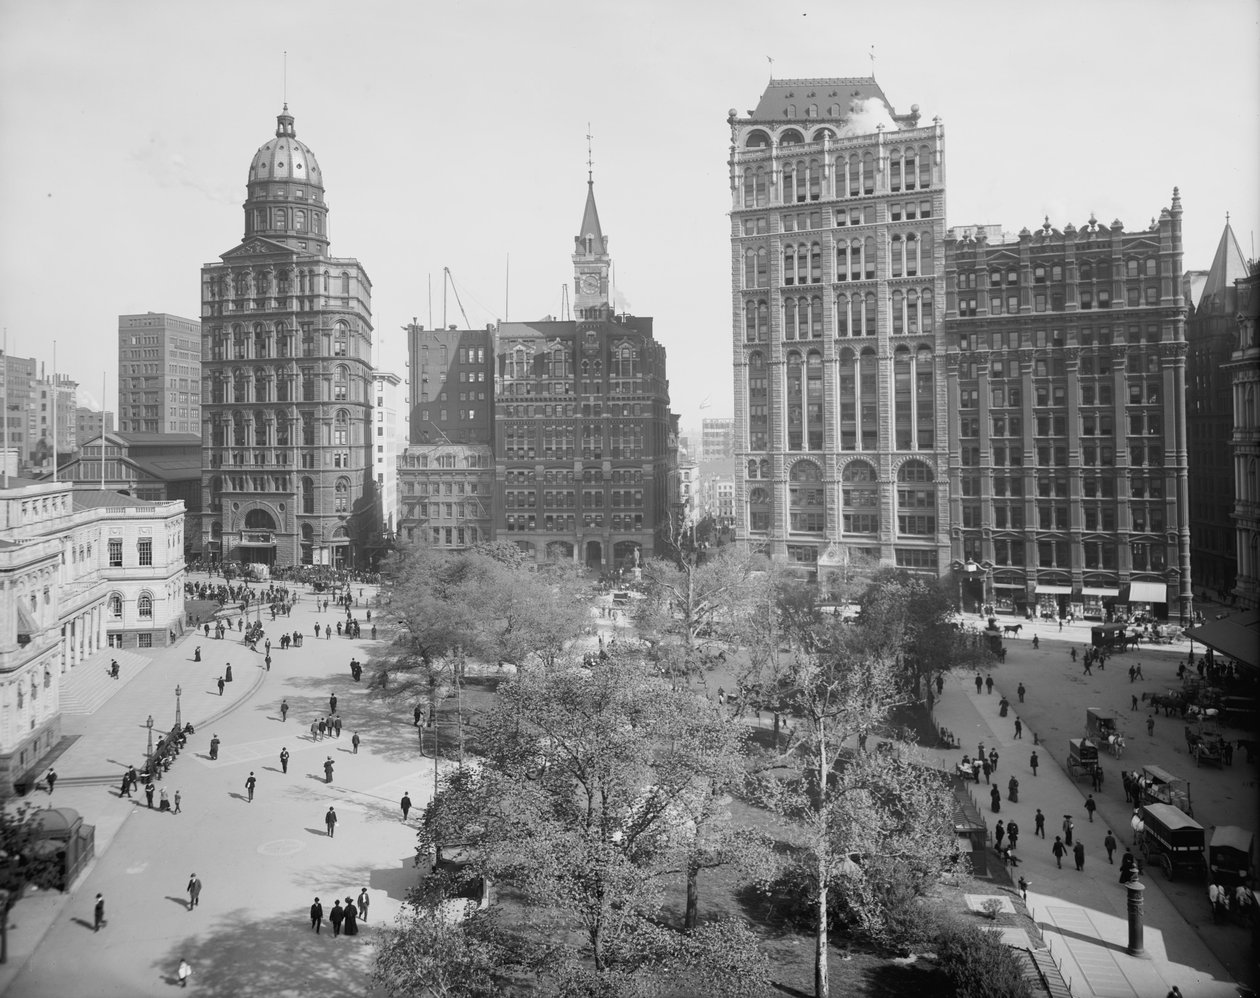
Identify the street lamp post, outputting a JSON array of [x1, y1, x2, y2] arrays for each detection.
[[145, 714, 154, 772], [175, 685, 182, 730]]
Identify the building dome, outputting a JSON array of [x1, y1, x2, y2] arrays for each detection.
[[248, 105, 322, 188]]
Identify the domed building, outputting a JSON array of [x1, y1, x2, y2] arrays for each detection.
[[199, 107, 375, 568]]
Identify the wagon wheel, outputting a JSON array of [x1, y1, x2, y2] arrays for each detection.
[[1161, 853, 1175, 880]]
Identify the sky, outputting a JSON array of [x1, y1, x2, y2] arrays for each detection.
[[1, 0, 1257, 438]]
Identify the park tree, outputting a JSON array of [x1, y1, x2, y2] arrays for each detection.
[[372, 903, 514, 998], [751, 624, 957, 998]]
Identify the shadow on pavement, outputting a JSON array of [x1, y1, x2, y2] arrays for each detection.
[[369, 855, 421, 903], [154, 911, 371, 998], [68, 917, 95, 932], [1039, 921, 1132, 955]]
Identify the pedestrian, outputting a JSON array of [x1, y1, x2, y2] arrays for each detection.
[[985, 674, 994, 695], [401, 792, 412, 821], [1119, 851, 1136, 883], [324, 756, 334, 784], [330, 899, 345, 937], [177, 958, 192, 988], [1092, 765, 1104, 792], [310, 897, 324, 933], [1135, 662, 1144, 680], [311, 719, 320, 740], [1073, 840, 1086, 871], [225, 663, 233, 683], [318, 718, 327, 738], [1018, 875, 1029, 901], [93, 892, 105, 931], [1035, 809, 1046, 838], [357, 887, 370, 922], [936, 674, 944, 695], [281, 699, 289, 722], [217, 676, 225, 696], [119, 770, 132, 798], [315, 623, 321, 638], [174, 789, 182, 814], [1129, 664, 1136, 683], [45, 767, 57, 795], [1017, 682, 1026, 703], [1008, 820, 1020, 851], [990, 785, 1001, 813], [974, 673, 983, 694], [1029, 751, 1039, 776], [1052, 836, 1067, 868], [1085, 794, 1097, 822], [330, 693, 338, 714], [159, 786, 171, 812], [1104, 830, 1117, 864], [1032, 634, 1039, 649], [265, 654, 271, 671], [995, 819, 1006, 849], [1131, 694, 1139, 711], [325, 805, 337, 837], [1070, 646, 1077, 661], [1008, 775, 1019, 802], [1014, 717, 1022, 739], [280, 747, 290, 773], [351, 731, 360, 754], [342, 897, 358, 936], [1083, 658, 1092, 676], [334, 715, 343, 737], [1063, 816, 1074, 846], [245, 771, 256, 802], [187, 873, 202, 909], [988, 748, 999, 773], [982, 758, 992, 784], [145, 780, 155, 808], [1147, 714, 1155, 737]]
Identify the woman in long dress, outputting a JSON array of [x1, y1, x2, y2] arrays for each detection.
[[342, 897, 358, 936]]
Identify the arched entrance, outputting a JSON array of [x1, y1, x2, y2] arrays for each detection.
[[584, 540, 603, 570], [240, 508, 278, 566]]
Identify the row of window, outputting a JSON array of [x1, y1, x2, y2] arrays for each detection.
[[743, 232, 934, 289], [739, 145, 934, 207], [957, 412, 1163, 438], [107, 592, 155, 618], [961, 538, 1169, 572], [743, 289, 936, 341], [748, 459, 936, 535], [957, 285, 1160, 315], [504, 513, 645, 532], [958, 258, 1158, 289]]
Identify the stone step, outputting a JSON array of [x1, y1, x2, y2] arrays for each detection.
[[60, 649, 152, 715]]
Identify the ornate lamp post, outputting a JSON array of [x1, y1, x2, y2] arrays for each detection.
[[145, 714, 155, 771], [175, 685, 182, 730]]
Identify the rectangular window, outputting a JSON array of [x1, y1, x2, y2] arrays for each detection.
[[138, 539, 153, 566], [109, 539, 123, 567]]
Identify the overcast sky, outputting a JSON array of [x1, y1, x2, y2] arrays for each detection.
[[2, 0, 1257, 436]]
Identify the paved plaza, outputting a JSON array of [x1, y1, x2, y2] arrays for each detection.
[[1, 577, 448, 997]]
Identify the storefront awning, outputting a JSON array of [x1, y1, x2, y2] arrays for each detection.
[[1121, 581, 1168, 604], [1034, 585, 1072, 595], [1082, 587, 1120, 597], [992, 583, 1026, 590], [1184, 611, 1259, 670]]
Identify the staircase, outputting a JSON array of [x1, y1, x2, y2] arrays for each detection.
[[60, 649, 151, 715]]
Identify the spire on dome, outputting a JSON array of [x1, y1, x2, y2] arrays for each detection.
[[276, 104, 296, 139], [1199, 216, 1249, 311]]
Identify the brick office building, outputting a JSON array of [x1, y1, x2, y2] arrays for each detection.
[[728, 78, 950, 589], [942, 195, 1192, 623]]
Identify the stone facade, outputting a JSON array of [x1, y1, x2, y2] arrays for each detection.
[[1229, 270, 1260, 608], [118, 312, 202, 435]]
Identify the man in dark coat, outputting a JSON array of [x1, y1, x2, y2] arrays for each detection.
[[400, 792, 412, 821], [330, 693, 338, 714], [187, 874, 202, 910], [325, 806, 337, 837], [280, 747, 290, 774], [323, 757, 334, 784], [145, 780, 156, 808], [209, 735, 220, 760], [329, 899, 345, 937], [94, 893, 105, 931], [310, 897, 323, 933]]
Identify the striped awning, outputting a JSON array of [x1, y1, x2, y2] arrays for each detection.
[[1121, 581, 1168, 604], [1034, 585, 1072, 595]]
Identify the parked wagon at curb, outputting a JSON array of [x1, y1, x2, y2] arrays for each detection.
[[1136, 803, 1206, 881]]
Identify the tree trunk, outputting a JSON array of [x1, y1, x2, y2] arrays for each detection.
[[592, 919, 605, 971], [685, 857, 700, 929], [815, 875, 829, 998]]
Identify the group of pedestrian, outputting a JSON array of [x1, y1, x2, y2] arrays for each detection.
[[310, 889, 371, 936]]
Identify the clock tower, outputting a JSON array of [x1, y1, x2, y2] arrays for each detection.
[[573, 179, 610, 318]]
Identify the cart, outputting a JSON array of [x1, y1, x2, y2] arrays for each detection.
[[1091, 623, 1127, 649], [1193, 734, 1226, 768], [1086, 707, 1125, 755], [1067, 738, 1099, 781], [1137, 764, 1193, 817], [1137, 803, 1206, 881], [1209, 825, 1254, 887]]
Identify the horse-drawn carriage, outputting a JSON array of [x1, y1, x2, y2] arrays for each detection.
[[1086, 707, 1125, 757], [1136, 803, 1206, 881], [1067, 738, 1100, 781], [1187, 723, 1232, 767], [1136, 764, 1193, 817], [1091, 623, 1127, 649], [1209, 825, 1255, 887]]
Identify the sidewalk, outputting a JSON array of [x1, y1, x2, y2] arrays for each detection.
[[932, 671, 1241, 998]]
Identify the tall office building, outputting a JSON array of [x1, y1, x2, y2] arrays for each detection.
[[1, 352, 38, 467], [942, 196, 1191, 622], [372, 369, 403, 543], [199, 106, 374, 568], [729, 78, 949, 587], [1186, 220, 1250, 600], [492, 179, 676, 570], [701, 416, 735, 464], [74, 407, 114, 447], [118, 312, 202, 434], [1228, 269, 1260, 609]]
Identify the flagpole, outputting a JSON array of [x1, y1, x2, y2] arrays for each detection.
[[51, 341, 58, 482]]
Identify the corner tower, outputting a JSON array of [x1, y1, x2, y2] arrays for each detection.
[[199, 106, 374, 569], [573, 179, 611, 318]]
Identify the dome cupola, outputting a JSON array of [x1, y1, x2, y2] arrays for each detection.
[[248, 104, 323, 188], [242, 105, 329, 254]]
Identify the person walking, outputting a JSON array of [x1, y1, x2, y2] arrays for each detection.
[[1104, 830, 1117, 864], [93, 893, 105, 931], [310, 719, 320, 740], [209, 734, 220, 760], [177, 958, 192, 988], [1008, 775, 1019, 802], [981, 758, 992, 784], [325, 806, 337, 837], [174, 789, 182, 814], [334, 715, 343, 738], [217, 676, 225, 696], [310, 897, 324, 933], [323, 756, 334, 784], [1085, 794, 1098, 822], [1129, 664, 1137, 683], [400, 792, 412, 821], [1052, 836, 1067, 868], [119, 769, 133, 798], [988, 748, 999, 773], [187, 873, 202, 910], [1007, 820, 1020, 851], [1083, 657, 1093, 676], [990, 785, 1001, 813], [145, 780, 156, 808], [1017, 682, 1026, 703], [1063, 816, 1074, 846], [318, 718, 327, 739], [1073, 840, 1086, 871], [159, 786, 171, 812], [351, 731, 360, 754], [1091, 765, 1103, 792], [1131, 694, 1139, 712], [245, 771, 256, 802], [995, 820, 1006, 850], [974, 673, 983, 695], [357, 888, 370, 922], [329, 693, 338, 715], [342, 897, 358, 936], [1014, 717, 1022, 739], [1018, 875, 1029, 901], [280, 747, 290, 774], [1119, 851, 1136, 883], [985, 674, 994, 695], [225, 663, 233, 683], [1147, 714, 1155, 737], [329, 899, 345, 937], [1029, 750, 1039, 776], [45, 767, 57, 795], [1035, 809, 1046, 838], [280, 699, 289, 722]]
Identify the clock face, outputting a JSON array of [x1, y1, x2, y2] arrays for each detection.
[[579, 274, 600, 294]]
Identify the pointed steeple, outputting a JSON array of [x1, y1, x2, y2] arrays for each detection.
[[1199, 216, 1249, 312], [575, 181, 606, 257]]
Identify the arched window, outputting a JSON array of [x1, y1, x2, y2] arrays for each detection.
[[806, 351, 824, 449], [894, 346, 913, 447], [334, 365, 349, 401], [892, 290, 905, 335], [783, 298, 797, 340], [273, 207, 288, 229], [138, 593, 153, 619], [108, 593, 123, 618], [253, 409, 268, 448], [334, 410, 349, 446], [295, 208, 306, 230], [864, 293, 877, 334], [810, 295, 823, 337], [836, 294, 851, 337], [253, 324, 269, 358], [916, 347, 935, 449], [333, 322, 348, 357], [842, 460, 878, 533], [896, 460, 936, 536], [253, 367, 269, 402], [891, 235, 904, 279], [335, 477, 351, 513], [341, 272, 351, 295], [905, 233, 918, 277], [748, 352, 768, 451], [786, 352, 804, 451], [789, 460, 824, 533], [233, 368, 248, 404], [232, 411, 246, 447], [810, 242, 822, 283], [859, 349, 878, 449], [245, 508, 277, 530], [275, 412, 290, 446]]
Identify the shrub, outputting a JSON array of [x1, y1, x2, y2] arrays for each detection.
[[936, 922, 1032, 998]]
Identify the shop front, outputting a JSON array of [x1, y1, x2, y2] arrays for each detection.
[[1119, 581, 1169, 623], [1080, 586, 1120, 622], [1034, 583, 1072, 620]]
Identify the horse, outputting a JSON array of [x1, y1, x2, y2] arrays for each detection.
[[1108, 734, 1126, 759], [1002, 624, 1023, 637]]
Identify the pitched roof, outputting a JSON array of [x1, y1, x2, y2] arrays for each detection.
[[578, 182, 605, 249], [746, 77, 921, 132], [71, 489, 163, 510], [1198, 219, 1250, 312]]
